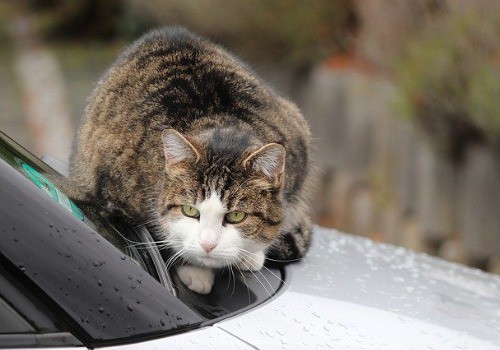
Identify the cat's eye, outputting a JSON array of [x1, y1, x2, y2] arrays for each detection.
[[225, 211, 247, 224], [181, 205, 200, 218]]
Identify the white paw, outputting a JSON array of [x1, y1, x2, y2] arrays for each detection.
[[237, 250, 265, 271], [176, 265, 215, 294]]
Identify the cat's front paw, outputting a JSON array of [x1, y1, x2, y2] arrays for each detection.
[[237, 250, 265, 271], [176, 265, 215, 294]]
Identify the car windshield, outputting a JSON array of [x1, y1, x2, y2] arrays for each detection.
[[0, 131, 284, 326]]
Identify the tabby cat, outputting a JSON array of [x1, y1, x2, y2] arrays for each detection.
[[70, 27, 312, 294]]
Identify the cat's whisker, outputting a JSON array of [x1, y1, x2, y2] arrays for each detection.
[[165, 248, 186, 271], [135, 217, 158, 228], [228, 263, 237, 299], [239, 251, 275, 292], [125, 239, 176, 255], [223, 258, 232, 294], [238, 248, 292, 292], [235, 265, 252, 305], [260, 264, 293, 292], [158, 243, 175, 252], [264, 256, 303, 263], [239, 259, 272, 298], [228, 255, 242, 298]]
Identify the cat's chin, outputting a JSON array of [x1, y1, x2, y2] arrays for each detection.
[[191, 255, 231, 269]]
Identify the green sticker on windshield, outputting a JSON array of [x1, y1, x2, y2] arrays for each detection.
[[20, 162, 85, 221]]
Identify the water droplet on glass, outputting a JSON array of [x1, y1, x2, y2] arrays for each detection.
[[98, 307, 104, 313], [97, 280, 103, 286]]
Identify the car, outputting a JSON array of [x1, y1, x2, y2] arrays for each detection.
[[1, 129, 500, 350]]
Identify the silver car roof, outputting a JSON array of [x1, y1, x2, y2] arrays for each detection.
[[218, 226, 500, 349], [107, 227, 500, 349]]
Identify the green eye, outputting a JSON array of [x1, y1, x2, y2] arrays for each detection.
[[225, 211, 247, 224], [181, 205, 200, 218]]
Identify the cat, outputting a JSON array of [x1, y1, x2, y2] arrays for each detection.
[[69, 27, 313, 294]]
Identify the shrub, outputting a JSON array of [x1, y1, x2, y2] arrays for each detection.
[[397, 8, 500, 160], [122, 0, 358, 69]]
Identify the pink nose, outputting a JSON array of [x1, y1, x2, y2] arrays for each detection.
[[200, 241, 217, 253]]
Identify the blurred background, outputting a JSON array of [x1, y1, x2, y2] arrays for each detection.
[[1, 0, 499, 273]]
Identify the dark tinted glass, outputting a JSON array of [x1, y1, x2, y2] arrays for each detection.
[[0, 132, 203, 346]]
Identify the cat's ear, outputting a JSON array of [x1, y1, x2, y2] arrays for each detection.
[[242, 143, 286, 187], [162, 129, 201, 170]]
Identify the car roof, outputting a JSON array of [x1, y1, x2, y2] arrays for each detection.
[[98, 227, 500, 349], [216, 227, 500, 349]]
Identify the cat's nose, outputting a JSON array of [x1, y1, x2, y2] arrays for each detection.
[[200, 241, 217, 253]]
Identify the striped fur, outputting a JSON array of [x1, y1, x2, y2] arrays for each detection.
[[70, 27, 313, 265]]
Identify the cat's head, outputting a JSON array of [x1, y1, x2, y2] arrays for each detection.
[[156, 128, 285, 268]]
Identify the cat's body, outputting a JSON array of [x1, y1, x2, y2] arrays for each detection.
[[70, 27, 312, 294]]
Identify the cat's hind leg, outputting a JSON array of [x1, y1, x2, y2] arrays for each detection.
[[266, 217, 312, 266]]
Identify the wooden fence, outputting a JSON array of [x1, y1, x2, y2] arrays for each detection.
[[299, 65, 500, 273]]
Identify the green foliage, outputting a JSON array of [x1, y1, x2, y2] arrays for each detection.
[[468, 59, 500, 141], [123, 0, 357, 69], [397, 8, 500, 160], [23, 0, 357, 69], [26, 0, 124, 40]]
